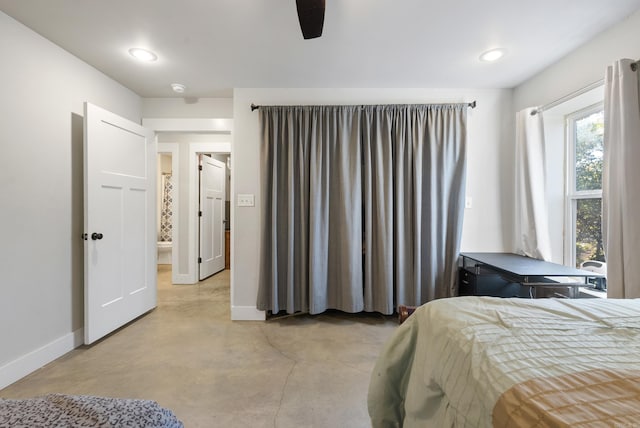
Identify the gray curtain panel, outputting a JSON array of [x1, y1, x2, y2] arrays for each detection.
[[257, 104, 467, 315]]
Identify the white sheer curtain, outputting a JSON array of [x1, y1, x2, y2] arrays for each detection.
[[514, 107, 552, 261], [603, 59, 640, 298]]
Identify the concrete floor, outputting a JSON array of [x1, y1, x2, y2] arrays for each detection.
[[1, 265, 397, 427]]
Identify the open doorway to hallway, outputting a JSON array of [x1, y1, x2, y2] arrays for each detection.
[[156, 135, 231, 291], [142, 116, 233, 316]]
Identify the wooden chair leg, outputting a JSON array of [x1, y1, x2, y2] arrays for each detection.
[[398, 305, 417, 324]]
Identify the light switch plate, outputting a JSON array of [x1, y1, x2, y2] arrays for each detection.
[[237, 194, 255, 207], [465, 196, 473, 209]]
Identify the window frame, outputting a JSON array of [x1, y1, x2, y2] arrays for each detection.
[[564, 102, 604, 268]]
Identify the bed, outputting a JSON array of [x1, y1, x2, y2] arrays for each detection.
[[368, 296, 640, 427], [0, 394, 183, 427]]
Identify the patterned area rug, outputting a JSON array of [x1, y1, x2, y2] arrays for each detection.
[[0, 394, 183, 427]]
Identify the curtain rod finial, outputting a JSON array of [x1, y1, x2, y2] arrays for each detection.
[[468, 101, 476, 109], [251, 103, 260, 111]]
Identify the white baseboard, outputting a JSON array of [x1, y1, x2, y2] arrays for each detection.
[[0, 328, 83, 390], [231, 305, 266, 321]]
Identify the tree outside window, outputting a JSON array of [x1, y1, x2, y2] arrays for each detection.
[[568, 107, 604, 268]]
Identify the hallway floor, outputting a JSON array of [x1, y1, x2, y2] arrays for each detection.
[[1, 266, 397, 427]]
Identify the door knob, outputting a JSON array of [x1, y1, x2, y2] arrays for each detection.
[[91, 232, 103, 240]]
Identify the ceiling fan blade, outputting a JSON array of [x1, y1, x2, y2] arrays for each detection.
[[296, 0, 325, 39]]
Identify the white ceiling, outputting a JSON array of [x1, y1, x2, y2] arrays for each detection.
[[2, 0, 639, 98]]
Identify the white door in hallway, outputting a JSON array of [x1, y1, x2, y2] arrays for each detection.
[[84, 102, 157, 344], [199, 155, 226, 279]]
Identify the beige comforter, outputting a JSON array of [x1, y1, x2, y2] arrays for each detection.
[[368, 297, 640, 427], [493, 368, 640, 427]]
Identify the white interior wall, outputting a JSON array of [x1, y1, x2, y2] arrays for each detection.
[[514, 9, 640, 111], [231, 88, 514, 320], [0, 11, 141, 389], [142, 98, 233, 119], [160, 154, 172, 173]]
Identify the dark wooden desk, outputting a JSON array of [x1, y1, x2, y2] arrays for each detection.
[[460, 252, 601, 298]]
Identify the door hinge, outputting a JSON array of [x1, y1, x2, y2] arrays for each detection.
[[199, 211, 202, 217], [198, 257, 202, 263], [199, 165, 203, 171]]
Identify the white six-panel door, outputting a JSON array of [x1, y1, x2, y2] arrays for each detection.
[[84, 103, 157, 344], [199, 155, 226, 280]]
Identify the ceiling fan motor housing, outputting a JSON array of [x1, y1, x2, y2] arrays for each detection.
[[296, 0, 325, 39]]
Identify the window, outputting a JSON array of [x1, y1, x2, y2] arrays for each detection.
[[566, 104, 605, 269]]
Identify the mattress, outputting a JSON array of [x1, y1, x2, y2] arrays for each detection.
[[368, 296, 640, 427]]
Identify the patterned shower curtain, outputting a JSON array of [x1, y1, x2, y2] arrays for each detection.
[[160, 174, 173, 242]]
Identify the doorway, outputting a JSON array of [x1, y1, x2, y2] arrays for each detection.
[[143, 118, 233, 314], [198, 153, 227, 280], [187, 141, 231, 284], [154, 136, 231, 286], [156, 143, 180, 284], [157, 153, 174, 265]]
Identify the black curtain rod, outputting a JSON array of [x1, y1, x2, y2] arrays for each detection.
[[251, 101, 477, 111]]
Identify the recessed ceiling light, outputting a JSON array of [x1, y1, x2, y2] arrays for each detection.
[[479, 48, 506, 62], [171, 83, 186, 93], [128, 48, 158, 62]]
